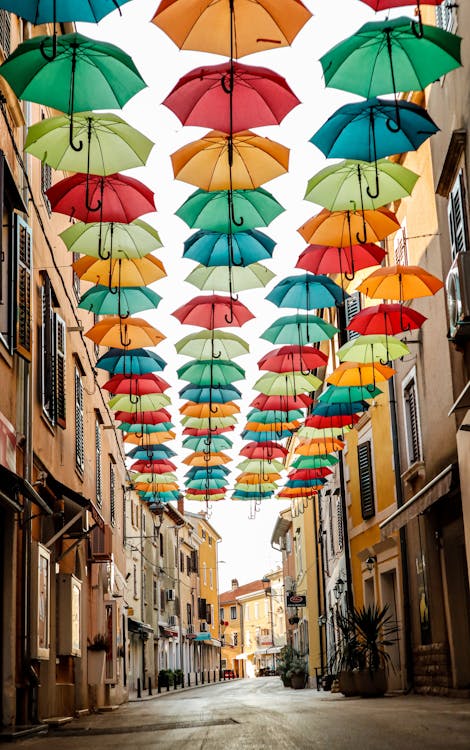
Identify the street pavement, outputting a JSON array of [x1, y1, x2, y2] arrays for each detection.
[[9, 677, 470, 750]]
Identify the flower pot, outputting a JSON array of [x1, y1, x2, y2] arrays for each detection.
[[280, 675, 291, 688], [290, 673, 306, 690], [87, 649, 106, 685], [338, 670, 358, 697], [354, 668, 387, 697]]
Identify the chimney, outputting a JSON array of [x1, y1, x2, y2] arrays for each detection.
[[177, 496, 184, 516], [231, 578, 239, 590]]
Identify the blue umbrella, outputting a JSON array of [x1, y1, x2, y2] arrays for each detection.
[[266, 273, 345, 309], [2, 0, 130, 23], [179, 383, 242, 402], [185, 478, 227, 489], [97, 347, 166, 375], [318, 385, 382, 404], [232, 490, 274, 499], [183, 435, 233, 452], [138, 491, 179, 502], [311, 401, 369, 417], [183, 229, 276, 267], [126, 444, 176, 460], [247, 408, 304, 423], [285, 478, 326, 488], [185, 467, 230, 480], [78, 284, 161, 317], [241, 429, 292, 442], [117, 422, 174, 433]]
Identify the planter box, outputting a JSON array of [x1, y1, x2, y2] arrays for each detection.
[[290, 673, 307, 690], [354, 669, 387, 697], [87, 650, 106, 685], [338, 670, 358, 697]]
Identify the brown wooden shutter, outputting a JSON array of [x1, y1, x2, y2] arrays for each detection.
[[75, 368, 84, 472], [15, 216, 32, 360], [55, 314, 66, 427], [358, 441, 375, 520], [404, 380, 421, 464]]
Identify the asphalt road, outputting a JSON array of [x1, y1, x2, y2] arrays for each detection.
[[12, 678, 470, 750]]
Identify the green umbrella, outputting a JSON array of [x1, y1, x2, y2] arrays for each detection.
[[185, 263, 275, 292], [253, 371, 322, 395], [237, 458, 284, 473], [176, 188, 284, 233], [183, 435, 233, 451], [132, 472, 177, 483], [60, 219, 162, 260], [297, 425, 350, 439], [247, 408, 304, 423], [337, 334, 410, 363], [185, 478, 228, 490], [181, 415, 238, 429], [177, 359, 245, 385], [318, 385, 382, 404], [291, 454, 339, 469], [78, 285, 161, 316], [108, 393, 171, 412], [261, 314, 337, 345], [175, 330, 249, 360], [235, 483, 278, 493]]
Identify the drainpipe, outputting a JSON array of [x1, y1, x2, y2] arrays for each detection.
[[388, 376, 414, 689], [175, 528, 184, 671], [312, 494, 325, 675], [338, 454, 354, 614]]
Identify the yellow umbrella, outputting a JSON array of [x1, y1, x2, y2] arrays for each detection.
[[298, 207, 400, 246], [295, 438, 345, 455], [245, 420, 301, 432], [179, 401, 240, 418], [85, 316, 164, 349], [73, 255, 166, 286], [171, 130, 289, 191], [357, 264, 444, 300], [183, 451, 232, 467], [236, 472, 281, 484], [327, 361, 395, 388], [123, 431, 175, 445]]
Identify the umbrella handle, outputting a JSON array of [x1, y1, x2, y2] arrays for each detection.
[[120, 322, 132, 348], [224, 302, 235, 325], [366, 161, 380, 201], [97, 221, 111, 260], [355, 225, 367, 245], [384, 30, 402, 133], [40, 33, 58, 61], [129, 393, 139, 405], [204, 435, 212, 447], [135, 430, 143, 439], [410, 17, 424, 39], [211, 330, 222, 359]]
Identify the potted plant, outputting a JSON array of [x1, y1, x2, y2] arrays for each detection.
[[286, 657, 308, 689], [277, 645, 297, 688], [87, 633, 109, 685], [330, 609, 361, 697], [353, 604, 398, 697]]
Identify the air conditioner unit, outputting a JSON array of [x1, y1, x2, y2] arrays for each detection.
[[284, 576, 295, 593], [200, 622, 208, 632], [89, 523, 113, 562], [168, 615, 178, 627], [446, 251, 470, 339], [187, 624, 195, 635], [166, 588, 176, 602]]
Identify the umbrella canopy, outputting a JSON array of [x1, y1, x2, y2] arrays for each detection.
[[184, 228, 275, 266], [85, 316, 164, 349], [172, 294, 254, 328], [103, 374, 170, 396], [25, 112, 153, 175], [127, 444, 176, 459], [237, 458, 284, 473], [185, 466, 230, 478], [183, 425, 235, 436], [95, 347, 166, 375], [109, 392, 171, 412], [347, 303, 427, 335], [132, 471, 177, 484], [151, 0, 312, 58], [124, 430, 175, 444], [176, 330, 249, 360], [296, 242, 385, 276], [185, 478, 227, 490], [183, 452, 232, 467], [235, 482, 278, 492], [118, 423, 174, 434], [60, 219, 162, 259], [306, 413, 361, 429], [297, 425, 349, 440], [115, 410, 171, 425], [245, 419, 300, 432], [2, 0, 130, 23], [240, 442, 288, 459], [319, 17, 461, 99], [295, 438, 345, 455], [185, 262, 274, 292], [285, 478, 325, 488], [177, 359, 245, 385], [358, 264, 444, 300], [310, 98, 438, 162], [338, 334, 410, 363], [241, 428, 292, 442], [134, 481, 178, 493], [310, 402, 369, 417], [47, 172, 155, 224], [261, 314, 338, 345], [179, 383, 242, 402], [130, 459, 176, 472], [291, 454, 339, 469], [171, 130, 289, 191], [258, 346, 328, 373], [253, 371, 322, 395], [327, 361, 396, 387], [251, 393, 313, 410], [176, 187, 284, 233], [183, 435, 233, 452], [78, 285, 161, 316], [289, 467, 333, 479], [318, 385, 383, 404], [180, 402, 240, 418], [163, 61, 300, 131], [246, 408, 304, 423], [360, 0, 444, 7], [73, 255, 165, 287], [182, 415, 238, 429], [266, 273, 345, 309], [299, 207, 400, 246]]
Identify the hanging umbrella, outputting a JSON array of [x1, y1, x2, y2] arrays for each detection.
[[296, 242, 385, 278], [338, 334, 410, 363], [185, 466, 230, 478], [289, 467, 333, 479], [357, 264, 444, 300], [103, 372, 170, 395], [297, 425, 349, 440], [151, 0, 312, 58], [266, 273, 345, 309], [183, 228, 275, 267], [60, 219, 162, 260], [253, 371, 322, 395], [245, 419, 300, 433], [310, 402, 369, 417], [183, 425, 235, 436], [261, 314, 338, 345], [127, 444, 176, 459], [183, 452, 232, 467], [134, 481, 179, 493], [115, 410, 172, 426], [176, 330, 249, 360], [348, 302, 427, 335], [183, 435, 233, 452], [327, 361, 396, 388], [295, 438, 345, 455], [85, 316, 164, 349], [186, 263, 274, 292], [172, 294, 254, 328], [124, 430, 175, 445], [171, 130, 289, 191], [163, 61, 300, 131], [47, 172, 155, 224], [179, 383, 242, 403], [251, 393, 313, 410], [360, 0, 452, 37], [232, 490, 273, 499], [132, 471, 177, 484], [185, 478, 228, 490], [73, 255, 165, 288], [258, 346, 328, 373], [241, 428, 292, 442], [109, 392, 171, 412], [240, 442, 288, 459], [235, 482, 278, 492], [182, 415, 238, 429], [237, 458, 284, 473], [130, 458, 176, 472], [306, 413, 361, 429], [318, 385, 383, 404], [177, 359, 245, 385], [291, 454, 339, 469], [246, 408, 304, 423], [95, 347, 166, 375], [0, 32, 146, 147], [285, 478, 325, 488], [298, 207, 400, 246], [176, 187, 284, 234], [121, 421, 174, 435], [1, 0, 130, 24], [78, 285, 161, 317], [180, 402, 240, 418]]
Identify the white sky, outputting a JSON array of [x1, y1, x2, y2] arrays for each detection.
[[77, 0, 395, 592]]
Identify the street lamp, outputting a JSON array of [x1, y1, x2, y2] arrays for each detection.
[[261, 576, 275, 672], [333, 577, 345, 601], [365, 556, 376, 572]]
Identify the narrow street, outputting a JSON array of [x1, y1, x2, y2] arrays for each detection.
[[11, 679, 470, 750]]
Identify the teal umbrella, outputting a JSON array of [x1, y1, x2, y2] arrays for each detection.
[[176, 188, 284, 233], [246, 408, 304, 423], [183, 435, 233, 452], [183, 229, 275, 266], [78, 285, 161, 316], [318, 385, 382, 404], [117, 422, 174, 434], [241, 428, 292, 441], [185, 478, 227, 489], [179, 384, 242, 402], [261, 314, 338, 346], [96, 347, 166, 375], [127, 444, 176, 459], [291, 454, 339, 469], [177, 359, 245, 385], [266, 273, 345, 309]]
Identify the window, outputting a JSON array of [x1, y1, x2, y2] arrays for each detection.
[[186, 555, 191, 576], [254, 602, 259, 619], [159, 533, 164, 557], [393, 223, 409, 266], [187, 602, 192, 625], [74, 367, 84, 472], [180, 550, 184, 573], [0, 10, 11, 57], [448, 170, 468, 260], [232, 632, 238, 647], [219, 607, 224, 622], [16, 216, 33, 360], [209, 567, 213, 589], [285, 532, 292, 554], [336, 497, 344, 551], [358, 441, 375, 520], [55, 315, 66, 426], [208, 535, 212, 546], [72, 251, 80, 300], [133, 564, 137, 598], [95, 420, 102, 507], [109, 462, 115, 526], [153, 579, 158, 608], [245, 604, 250, 620], [403, 372, 422, 466], [436, 0, 456, 31], [201, 528, 206, 540], [203, 561, 207, 585], [230, 605, 237, 620], [206, 602, 212, 624], [160, 588, 165, 611], [344, 292, 361, 341], [39, 275, 66, 427]]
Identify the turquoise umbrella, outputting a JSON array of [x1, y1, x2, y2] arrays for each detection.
[[117, 422, 174, 434], [126, 444, 176, 459], [291, 455, 339, 469], [261, 314, 338, 345], [177, 360, 246, 385], [176, 188, 284, 233], [179, 384, 242, 402], [78, 285, 161, 316], [185, 466, 230, 479], [185, 478, 227, 489], [183, 229, 276, 266], [241, 429, 292, 441], [266, 273, 345, 309], [318, 385, 382, 404], [183, 436, 233, 452], [246, 408, 304, 423], [96, 347, 166, 375], [311, 401, 369, 417]]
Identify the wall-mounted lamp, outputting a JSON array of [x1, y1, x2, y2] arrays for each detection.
[[365, 556, 376, 572], [318, 614, 327, 626], [333, 577, 345, 600]]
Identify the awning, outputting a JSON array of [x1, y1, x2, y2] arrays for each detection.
[[128, 617, 153, 636], [195, 632, 211, 641], [254, 646, 281, 655], [159, 625, 178, 638], [380, 464, 456, 536], [235, 653, 248, 660], [0, 464, 52, 515], [44, 472, 104, 528]]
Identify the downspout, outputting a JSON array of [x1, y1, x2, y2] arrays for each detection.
[[312, 494, 325, 675], [338, 454, 354, 614]]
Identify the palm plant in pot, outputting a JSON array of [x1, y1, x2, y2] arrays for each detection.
[[277, 645, 297, 688], [354, 604, 399, 697], [286, 656, 308, 690], [330, 609, 362, 697]]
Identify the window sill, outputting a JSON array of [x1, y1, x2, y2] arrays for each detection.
[[401, 460, 425, 486]]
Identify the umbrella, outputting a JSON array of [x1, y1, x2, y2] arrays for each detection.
[[179, 383, 242, 402], [237, 458, 284, 473], [85, 316, 164, 349], [258, 346, 328, 374], [266, 273, 345, 309], [241, 428, 292, 442], [176, 330, 249, 360], [310, 402, 369, 417], [185, 262, 274, 293], [327, 361, 396, 388], [296, 242, 385, 279], [297, 425, 349, 440], [177, 359, 245, 385], [132, 471, 177, 484], [151, 0, 312, 58], [306, 413, 361, 429], [2, 0, 130, 24], [183, 228, 275, 267], [134, 482, 178, 493], [185, 466, 230, 478], [253, 371, 322, 395], [320, 17, 461, 126], [72, 255, 166, 288], [232, 490, 273, 499], [130, 458, 176, 472], [103, 372, 170, 395], [251, 393, 313, 410], [183, 452, 232, 467], [338, 334, 410, 363], [78, 285, 161, 317], [285, 478, 325, 488], [246, 409, 303, 424], [295, 439, 345, 455], [180, 402, 240, 418], [182, 415, 238, 429], [183, 425, 235, 436], [60, 219, 162, 261], [183, 436, 233, 452], [240, 442, 288, 459], [122, 421, 174, 434], [176, 187, 284, 233], [46, 172, 155, 224], [171, 130, 289, 191], [185, 478, 227, 490], [357, 264, 444, 300], [289, 467, 333, 479], [163, 61, 300, 131], [95, 347, 166, 375], [127, 444, 176, 459], [318, 385, 383, 404], [261, 314, 338, 346], [124, 431, 175, 445], [291, 454, 339, 469], [298, 207, 400, 246], [347, 302, 427, 335], [235, 482, 278, 492], [360, 0, 451, 37], [0, 32, 146, 147], [245, 419, 300, 432], [172, 294, 254, 328], [115, 410, 172, 425], [109, 392, 171, 412]]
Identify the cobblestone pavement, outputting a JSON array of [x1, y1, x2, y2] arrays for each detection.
[[9, 678, 470, 750]]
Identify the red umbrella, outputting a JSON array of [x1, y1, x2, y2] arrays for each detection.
[[296, 243, 385, 277], [185, 488, 226, 496], [130, 459, 177, 473], [305, 414, 360, 429], [183, 426, 236, 436], [103, 373, 170, 395], [114, 409, 172, 424], [347, 303, 427, 335], [250, 393, 313, 410], [258, 345, 328, 373], [288, 467, 333, 479], [172, 294, 254, 328], [46, 172, 155, 223], [240, 441, 288, 459], [163, 61, 300, 132]]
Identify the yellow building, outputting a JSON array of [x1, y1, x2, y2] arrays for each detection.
[[238, 569, 285, 677]]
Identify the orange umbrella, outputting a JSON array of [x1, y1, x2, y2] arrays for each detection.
[[357, 264, 444, 301], [171, 130, 289, 191], [179, 401, 240, 418], [278, 487, 318, 498], [123, 431, 175, 445], [295, 438, 345, 455], [183, 451, 232, 467], [327, 361, 395, 388], [134, 481, 179, 492], [236, 472, 281, 484], [85, 316, 164, 349], [298, 207, 400, 246], [73, 255, 166, 286], [245, 420, 301, 432], [151, 0, 312, 59]]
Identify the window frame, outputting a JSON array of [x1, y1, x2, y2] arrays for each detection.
[[74, 365, 85, 473], [357, 439, 376, 520], [402, 367, 423, 467]]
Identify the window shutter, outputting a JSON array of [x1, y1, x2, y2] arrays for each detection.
[[404, 380, 422, 465], [448, 171, 468, 260], [358, 441, 375, 520], [190, 549, 198, 572], [55, 314, 66, 427], [336, 497, 344, 551], [0, 11, 11, 57], [72, 251, 80, 300], [160, 588, 165, 611], [206, 602, 212, 624], [345, 292, 361, 341], [436, 1, 454, 31], [74, 368, 84, 472], [95, 421, 102, 507], [41, 276, 56, 424], [110, 463, 115, 526], [198, 597, 207, 619], [393, 225, 409, 266], [15, 216, 32, 360]]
